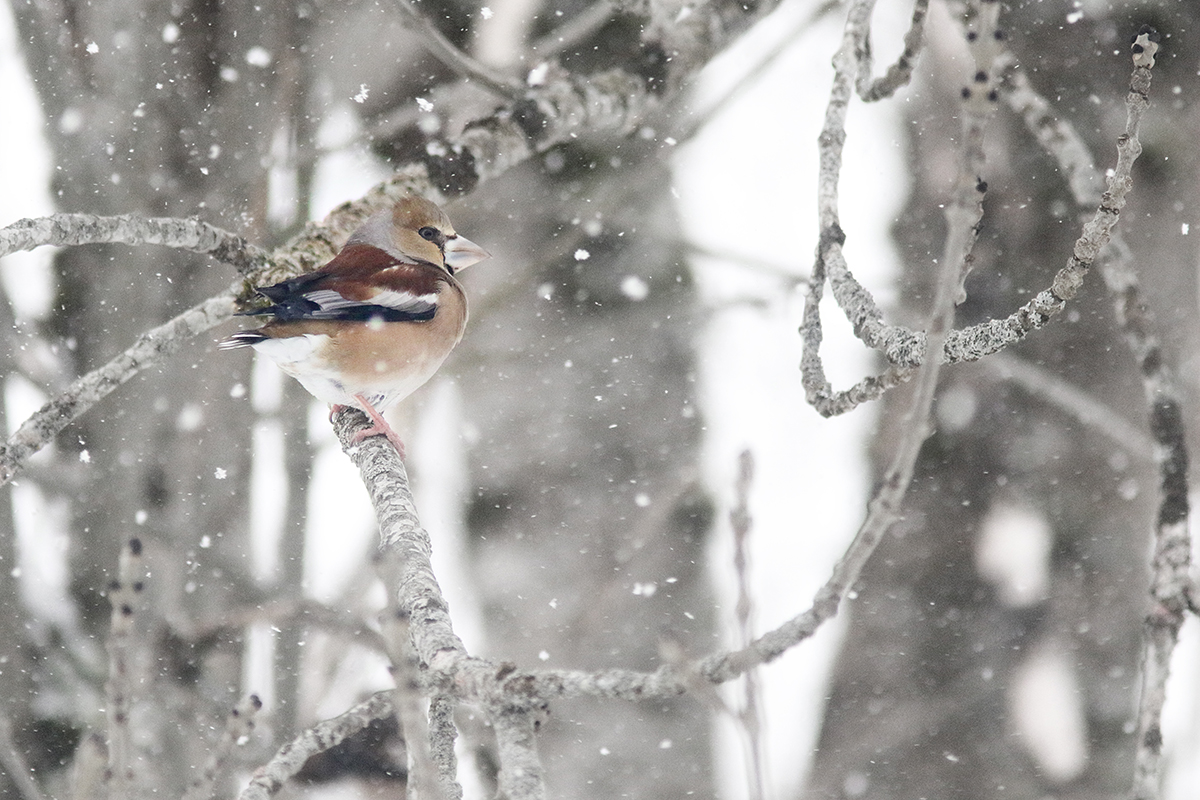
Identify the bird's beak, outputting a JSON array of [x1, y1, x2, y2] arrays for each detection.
[[444, 235, 491, 271]]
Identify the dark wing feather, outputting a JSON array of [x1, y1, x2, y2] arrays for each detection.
[[240, 271, 439, 324]]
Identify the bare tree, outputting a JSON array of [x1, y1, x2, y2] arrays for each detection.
[[0, 1, 1195, 799]]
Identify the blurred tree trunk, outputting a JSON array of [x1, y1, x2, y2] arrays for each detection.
[[806, 3, 1199, 798], [455, 151, 715, 797], [8, 0, 310, 790]]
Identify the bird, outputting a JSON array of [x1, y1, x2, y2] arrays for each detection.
[[220, 195, 490, 457]]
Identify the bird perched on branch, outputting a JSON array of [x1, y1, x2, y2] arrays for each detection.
[[221, 195, 489, 457]]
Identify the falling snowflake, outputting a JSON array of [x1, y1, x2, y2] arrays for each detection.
[[480, 6, 493, 18], [573, 249, 590, 261], [214, 467, 227, 480], [245, 46, 272, 67], [527, 62, 550, 87], [620, 275, 649, 301], [416, 97, 434, 112], [353, 84, 369, 104]]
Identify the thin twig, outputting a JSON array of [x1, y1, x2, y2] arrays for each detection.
[[388, 0, 525, 101], [1106, 28, 1192, 800], [982, 354, 1154, 459], [800, 6, 1159, 417], [726, 0, 994, 679], [238, 691, 395, 800], [105, 537, 145, 799], [730, 451, 766, 800], [856, 0, 930, 102], [0, 290, 238, 487], [183, 695, 262, 800], [800, 0, 888, 411]]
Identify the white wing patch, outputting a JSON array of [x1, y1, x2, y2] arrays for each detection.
[[370, 289, 439, 311], [302, 288, 438, 315]]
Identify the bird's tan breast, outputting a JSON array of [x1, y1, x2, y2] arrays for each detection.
[[263, 277, 467, 386]]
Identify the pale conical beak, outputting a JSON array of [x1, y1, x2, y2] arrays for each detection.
[[444, 235, 490, 271]]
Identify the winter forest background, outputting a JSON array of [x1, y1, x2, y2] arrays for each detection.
[[1, 0, 1199, 798]]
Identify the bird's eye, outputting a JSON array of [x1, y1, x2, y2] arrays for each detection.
[[418, 226, 440, 242]]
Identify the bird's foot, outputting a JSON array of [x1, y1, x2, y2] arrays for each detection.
[[349, 395, 406, 459]]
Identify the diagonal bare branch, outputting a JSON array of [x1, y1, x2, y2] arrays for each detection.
[[387, 0, 526, 101]]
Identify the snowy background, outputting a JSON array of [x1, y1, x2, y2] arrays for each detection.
[[3, 0, 1200, 797]]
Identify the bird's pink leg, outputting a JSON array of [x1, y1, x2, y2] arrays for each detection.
[[347, 395, 406, 458]]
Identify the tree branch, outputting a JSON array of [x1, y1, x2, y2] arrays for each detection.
[[0, 290, 238, 487], [1103, 28, 1193, 800], [183, 695, 262, 800], [856, 0, 929, 102], [104, 538, 145, 799], [801, 8, 1159, 417], [388, 0, 526, 101], [238, 692, 395, 800], [0, 214, 271, 278]]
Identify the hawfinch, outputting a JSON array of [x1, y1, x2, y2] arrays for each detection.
[[221, 195, 490, 456]]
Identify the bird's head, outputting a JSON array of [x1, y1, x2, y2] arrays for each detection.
[[350, 195, 490, 274]]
